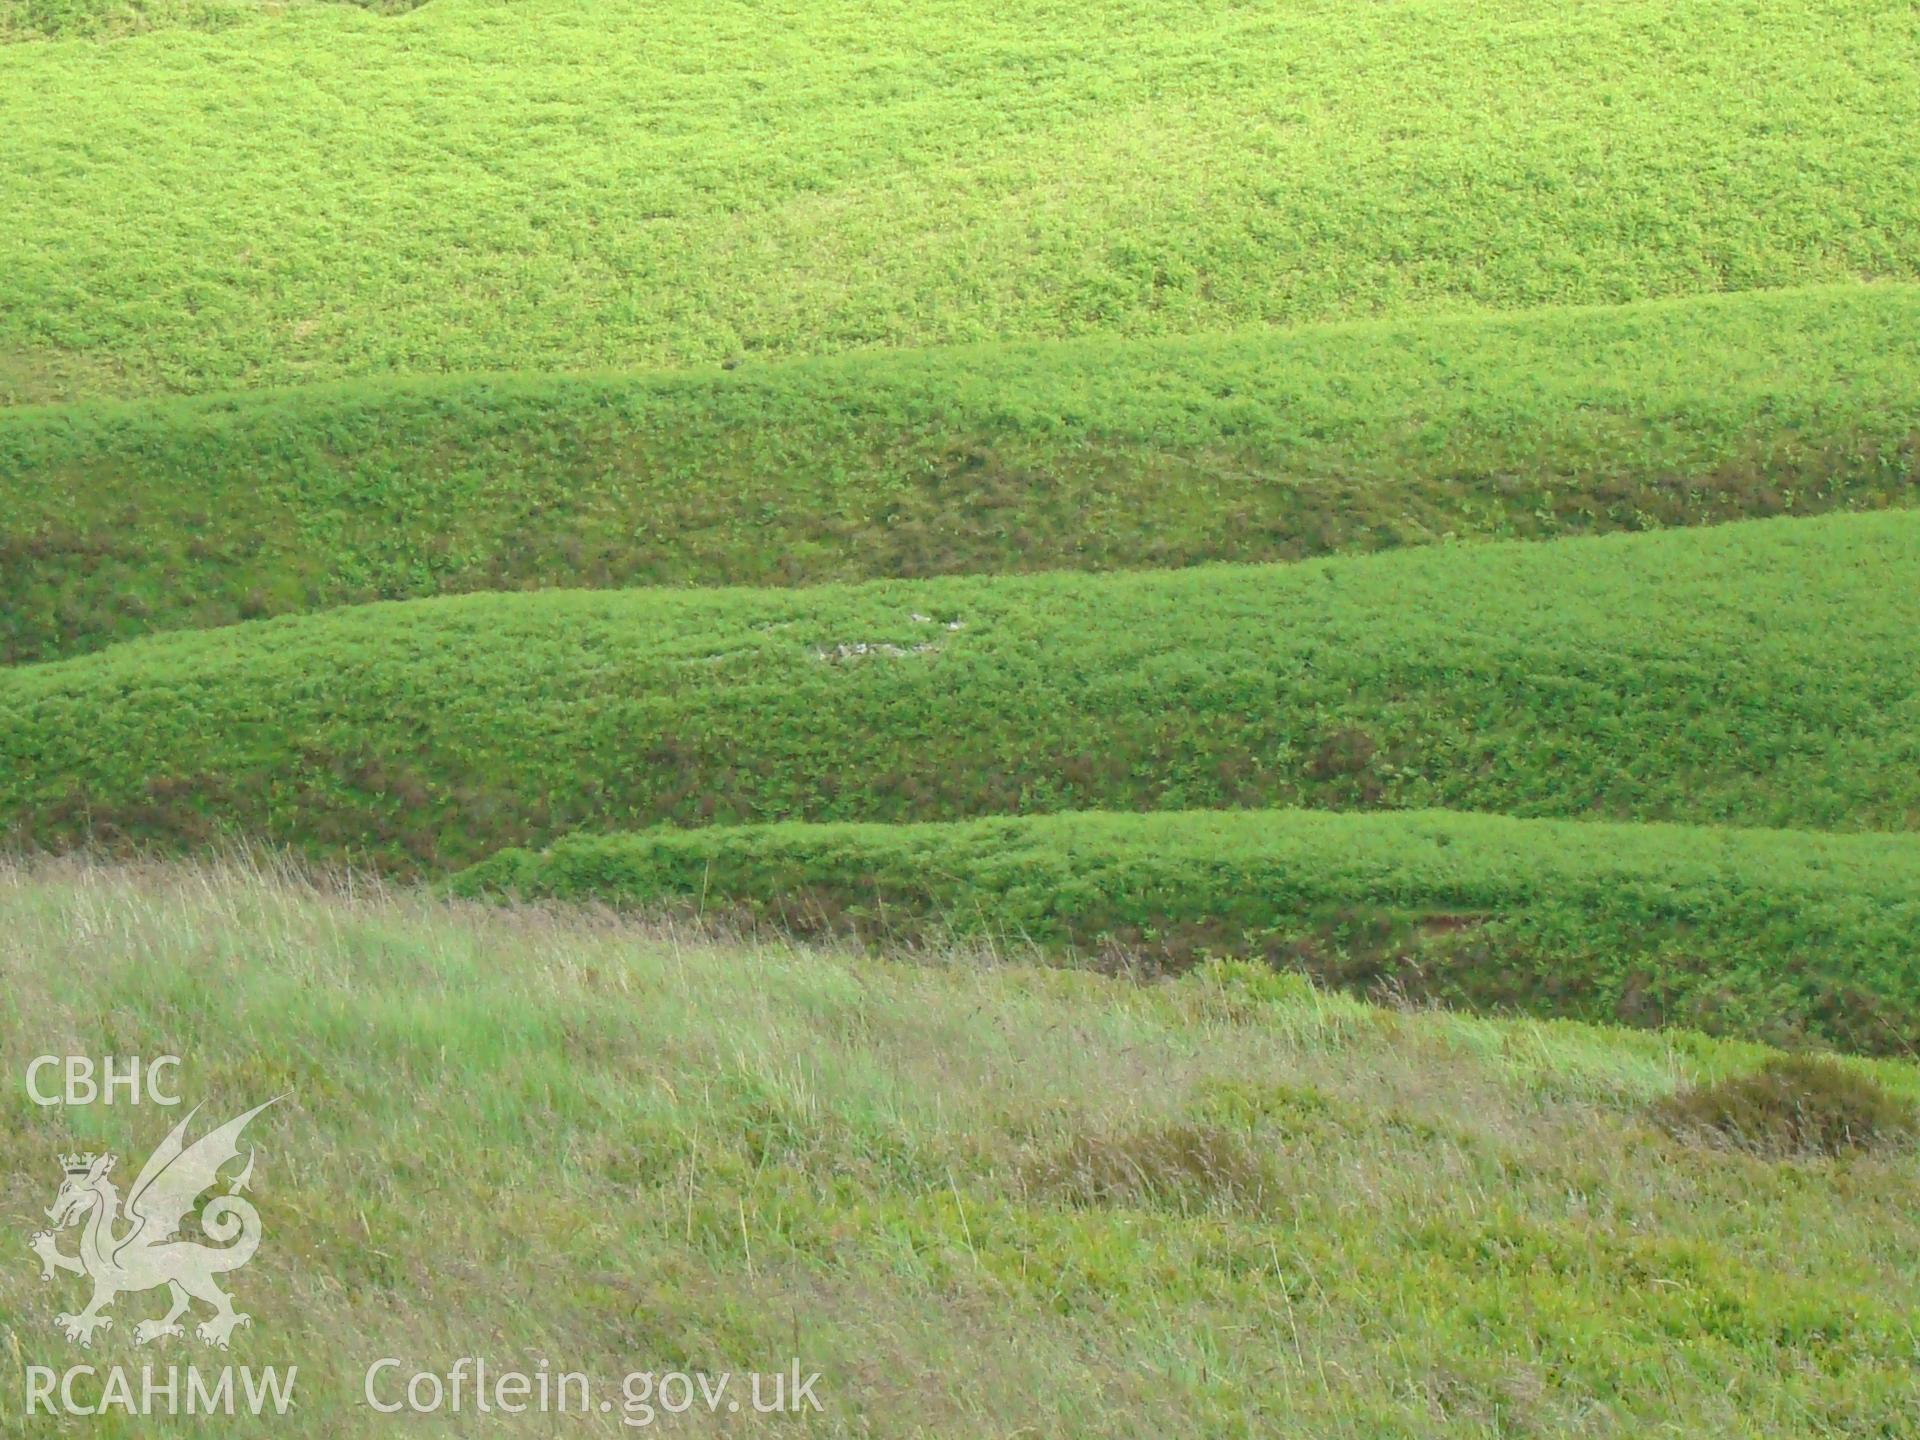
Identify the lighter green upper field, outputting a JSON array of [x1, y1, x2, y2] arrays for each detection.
[[3, 0, 1918, 399]]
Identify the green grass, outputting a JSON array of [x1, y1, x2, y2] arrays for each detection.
[[5, 512, 1920, 870], [2, 0, 1918, 400], [0, 0, 236, 42], [0, 1, 416, 45], [3, 856, 1917, 1436], [3, 283, 1916, 663], [7, 0, 1920, 1427], [453, 807, 1920, 1055]]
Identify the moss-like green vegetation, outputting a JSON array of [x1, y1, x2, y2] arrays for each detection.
[[4, 0, 1918, 399], [452, 807, 1920, 1055], [6, 513, 1920, 871], [4, 284, 1915, 663], [5, 858, 1917, 1436]]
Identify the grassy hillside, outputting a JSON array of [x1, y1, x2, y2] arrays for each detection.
[[3, 0, 1918, 400], [3, 857, 1917, 1436], [7, 0, 1920, 1431], [455, 808, 1920, 1055], [5, 513, 1919, 869], [4, 284, 1916, 663]]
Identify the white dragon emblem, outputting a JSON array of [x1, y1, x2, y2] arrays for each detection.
[[28, 1098, 279, 1349]]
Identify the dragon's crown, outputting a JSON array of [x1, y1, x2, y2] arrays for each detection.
[[59, 1152, 108, 1175]]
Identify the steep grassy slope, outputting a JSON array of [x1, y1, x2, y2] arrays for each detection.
[[3, 0, 1917, 400], [5, 513, 1918, 868], [3, 857, 1917, 1436], [455, 808, 1920, 1054], [5, 284, 1916, 663]]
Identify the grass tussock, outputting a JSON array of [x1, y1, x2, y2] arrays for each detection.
[[2, 854, 1918, 1436], [1016, 1120, 1276, 1216], [1659, 1055, 1919, 1159]]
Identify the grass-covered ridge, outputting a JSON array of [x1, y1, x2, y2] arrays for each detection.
[[3, 857, 1917, 1436], [5, 284, 1916, 663], [5, 512, 1919, 868], [456, 808, 1920, 1055], [3, 0, 1918, 399]]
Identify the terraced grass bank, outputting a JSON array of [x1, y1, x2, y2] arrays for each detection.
[[457, 808, 1920, 1054], [6, 0, 1919, 1427], [3, 858, 1917, 1436], [4, 0, 1919, 399], [5, 512, 1919, 869], [5, 285, 1916, 663]]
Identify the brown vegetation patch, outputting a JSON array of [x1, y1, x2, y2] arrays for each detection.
[[1656, 1056, 1918, 1159], [1016, 1119, 1275, 1214]]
